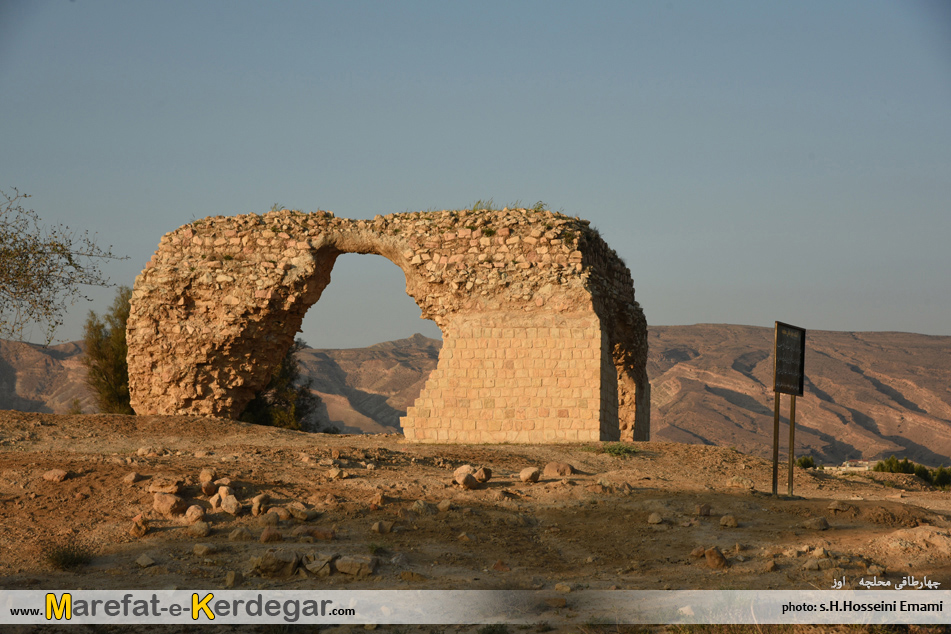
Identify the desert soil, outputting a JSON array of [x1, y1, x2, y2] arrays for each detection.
[[2, 411, 951, 632]]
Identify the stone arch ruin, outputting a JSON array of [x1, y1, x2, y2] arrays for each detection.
[[127, 207, 650, 442]]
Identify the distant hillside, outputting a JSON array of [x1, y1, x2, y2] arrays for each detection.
[[648, 325, 951, 467], [2, 325, 949, 465]]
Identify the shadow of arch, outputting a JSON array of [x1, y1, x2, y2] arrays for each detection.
[[128, 208, 649, 443]]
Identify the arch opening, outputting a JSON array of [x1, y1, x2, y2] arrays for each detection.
[[127, 208, 650, 443]]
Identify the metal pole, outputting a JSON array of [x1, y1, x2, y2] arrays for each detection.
[[772, 393, 781, 496], [787, 394, 797, 497]]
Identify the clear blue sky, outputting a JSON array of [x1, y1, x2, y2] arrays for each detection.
[[2, 1, 949, 347]]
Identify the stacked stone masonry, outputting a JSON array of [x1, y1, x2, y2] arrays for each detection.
[[127, 207, 649, 442]]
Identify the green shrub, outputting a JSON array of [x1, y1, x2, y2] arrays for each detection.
[[240, 338, 327, 432], [796, 455, 816, 469], [43, 540, 94, 570], [603, 442, 638, 458]]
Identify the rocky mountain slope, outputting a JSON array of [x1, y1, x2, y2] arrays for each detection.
[[2, 325, 949, 465]]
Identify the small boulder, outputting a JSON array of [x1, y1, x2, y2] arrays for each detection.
[[544, 462, 574, 478], [335, 555, 377, 576], [188, 521, 212, 538], [720, 515, 739, 528], [474, 467, 492, 483], [184, 505, 205, 524], [695, 504, 712, 517], [220, 495, 242, 516], [228, 526, 254, 542], [704, 547, 729, 569], [453, 465, 476, 479], [803, 517, 829, 531], [454, 472, 478, 489], [251, 493, 269, 517], [193, 543, 216, 557], [153, 493, 187, 516], [130, 514, 149, 538], [520, 467, 540, 483], [250, 549, 299, 578], [371, 521, 395, 534], [647, 513, 663, 525], [260, 526, 283, 543], [43, 469, 68, 483]]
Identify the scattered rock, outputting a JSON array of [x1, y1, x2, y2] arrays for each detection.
[[43, 469, 68, 483], [200, 481, 217, 496], [454, 472, 478, 489], [720, 515, 739, 528], [335, 555, 377, 576], [148, 476, 182, 494], [184, 505, 205, 524], [647, 513, 663, 525], [193, 543, 216, 557], [130, 514, 149, 538], [268, 506, 292, 521], [690, 546, 706, 559], [803, 517, 830, 531], [828, 500, 853, 512], [225, 570, 243, 588], [520, 467, 540, 483], [764, 560, 778, 572], [474, 467, 492, 483], [704, 547, 729, 569], [544, 462, 574, 478], [327, 468, 347, 480], [251, 493, 269, 516], [867, 564, 886, 576], [727, 476, 755, 491], [457, 531, 474, 541], [123, 472, 141, 485], [411, 500, 436, 515], [287, 505, 317, 522], [220, 495, 242, 516], [260, 526, 283, 543], [371, 521, 395, 534], [369, 491, 386, 507], [303, 553, 336, 577], [491, 560, 510, 572], [199, 468, 216, 483], [695, 504, 711, 516], [153, 492, 187, 516], [228, 527, 254, 542], [554, 583, 572, 593], [400, 571, 427, 582], [802, 558, 821, 571], [453, 465, 476, 479], [136, 554, 155, 568], [437, 499, 453, 512], [250, 549, 299, 578], [188, 521, 212, 538]]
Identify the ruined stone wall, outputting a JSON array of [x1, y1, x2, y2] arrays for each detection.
[[127, 207, 649, 442]]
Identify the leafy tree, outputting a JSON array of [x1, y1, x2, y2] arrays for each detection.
[[1, 188, 124, 343], [240, 338, 328, 431], [82, 286, 133, 414]]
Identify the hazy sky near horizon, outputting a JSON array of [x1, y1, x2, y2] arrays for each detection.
[[2, 1, 949, 348]]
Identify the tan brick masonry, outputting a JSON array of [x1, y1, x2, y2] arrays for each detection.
[[127, 207, 649, 442]]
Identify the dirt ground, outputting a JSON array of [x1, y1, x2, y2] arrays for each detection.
[[2, 411, 950, 633]]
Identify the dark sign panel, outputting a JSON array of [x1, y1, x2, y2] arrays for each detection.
[[773, 321, 805, 396]]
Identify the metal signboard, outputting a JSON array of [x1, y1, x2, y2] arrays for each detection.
[[773, 321, 805, 396]]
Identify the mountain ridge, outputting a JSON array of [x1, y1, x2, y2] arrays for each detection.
[[2, 324, 948, 465]]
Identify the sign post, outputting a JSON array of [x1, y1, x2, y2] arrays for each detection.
[[772, 321, 806, 497]]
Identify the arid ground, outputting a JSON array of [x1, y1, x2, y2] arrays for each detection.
[[2, 411, 951, 633]]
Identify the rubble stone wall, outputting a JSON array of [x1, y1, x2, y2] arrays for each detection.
[[127, 207, 649, 442]]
